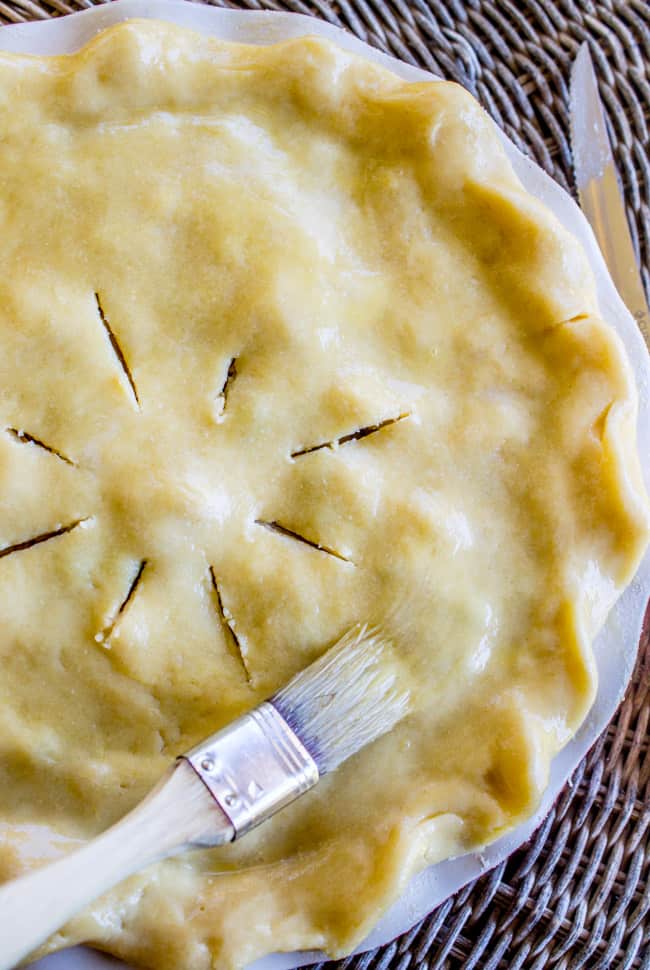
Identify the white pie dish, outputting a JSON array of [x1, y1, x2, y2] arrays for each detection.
[[0, 3, 645, 969]]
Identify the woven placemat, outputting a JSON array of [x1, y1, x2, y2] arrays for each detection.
[[1, 1, 648, 967]]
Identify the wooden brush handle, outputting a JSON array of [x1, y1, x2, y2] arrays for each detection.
[[0, 760, 232, 970]]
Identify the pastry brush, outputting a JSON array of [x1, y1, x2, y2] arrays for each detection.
[[0, 624, 409, 969]]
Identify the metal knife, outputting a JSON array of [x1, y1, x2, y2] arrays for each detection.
[[569, 42, 650, 349]]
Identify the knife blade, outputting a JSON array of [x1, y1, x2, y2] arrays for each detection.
[[569, 42, 650, 349]]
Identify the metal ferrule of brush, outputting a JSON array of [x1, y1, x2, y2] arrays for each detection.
[[182, 702, 319, 839]]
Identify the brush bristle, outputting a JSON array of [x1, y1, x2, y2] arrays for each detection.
[[270, 625, 410, 775]]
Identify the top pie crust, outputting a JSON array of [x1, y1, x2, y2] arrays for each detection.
[[0, 20, 648, 970]]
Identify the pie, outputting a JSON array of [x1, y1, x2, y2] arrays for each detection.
[[0, 19, 647, 970]]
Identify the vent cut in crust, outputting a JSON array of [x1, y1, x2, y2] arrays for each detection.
[[0, 20, 648, 970]]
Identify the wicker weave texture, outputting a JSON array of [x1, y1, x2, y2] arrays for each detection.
[[0, 1, 649, 968]]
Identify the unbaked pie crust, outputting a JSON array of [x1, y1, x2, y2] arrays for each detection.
[[0, 20, 648, 969]]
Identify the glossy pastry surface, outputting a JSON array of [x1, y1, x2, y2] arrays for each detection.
[[0, 21, 647, 969]]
